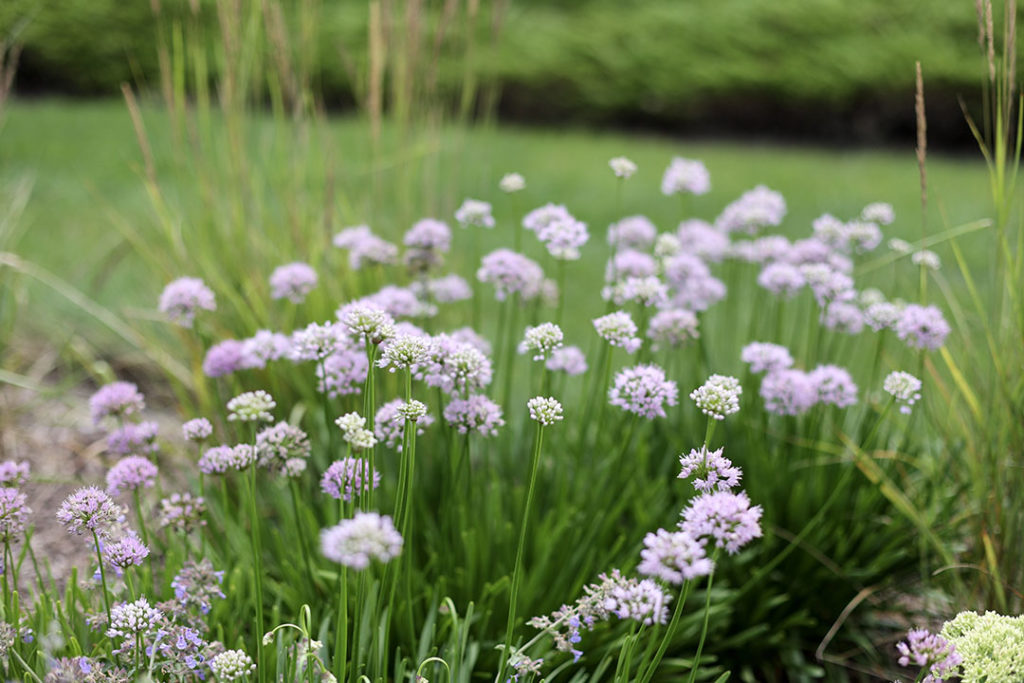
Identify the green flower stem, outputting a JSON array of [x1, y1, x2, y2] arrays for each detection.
[[91, 530, 112, 627], [685, 549, 721, 683], [362, 342, 378, 511], [289, 479, 318, 595], [247, 461, 266, 683], [132, 489, 156, 595], [334, 564, 348, 683], [319, 358, 335, 467], [556, 260, 567, 327], [497, 421, 546, 682], [703, 417, 717, 449], [636, 580, 693, 683]]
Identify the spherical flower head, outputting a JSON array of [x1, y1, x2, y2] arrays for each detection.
[[321, 457, 381, 502], [336, 413, 378, 451], [538, 217, 589, 261], [226, 390, 276, 422], [256, 422, 311, 477], [862, 202, 895, 225], [896, 628, 961, 682], [604, 577, 671, 626], [809, 364, 858, 408], [404, 218, 452, 252], [318, 349, 369, 398], [107, 597, 163, 640], [715, 185, 786, 234], [678, 446, 742, 492], [203, 339, 245, 377], [443, 395, 505, 436], [638, 528, 713, 584], [106, 456, 158, 497], [884, 371, 923, 414], [377, 334, 433, 372], [397, 399, 428, 422], [334, 226, 400, 269], [811, 213, 849, 251], [800, 264, 854, 306], [477, 249, 544, 302], [669, 274, 727, 312], [57, 487, 119, 536], [646, 309, 699, 351], [290, 321, 347, 362], [518, 322, 564, 361], [269, 261, 318, 303], [606, 249, 658, 282], [335, 412, 367, 434], [889, 238, 914, 254], [759, 369, 818, 416], [527, 396, 564, 425], [181, 418, 213, 443], [662, 252, 711, 289], [104, 533, 150, 569], [320, 511, 403, 569], [0, 488, 31, 541], [455, 198, 495, 228], [89, 382, 145, 425], [690, 375, 742, 421], [158, 277, 215, 328], [158, 492, 206, 533], [545, 346, 588, 376], [374, 399, 434, 450], [593, 311, 642, 354], [609, 156, 637, 179], [607, 216, 656, 252], [680, 490, 763, 554], [210, 649, 256, 681], [499, 172, 525, 193], [0, 461, 30, 488], [661, 157, 710, 196], [895, 304, 950, 350], [757, 262, 806, 298], [422, 273, 473, 304], [676, 219, 731, 262], [845, 220, 882, 252], [608, 276, 668, 308], [106, 421, 159, 456], [823, 301, 865, 335], [865, 301, 902, 331], [740, 342, 793, 374], [198, 444, 256, 474], [609, 364, 679, 420], [338, 302, 397, 344], [523, 203, 572, 234]]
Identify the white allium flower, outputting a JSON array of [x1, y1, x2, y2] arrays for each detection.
[[889, 238, 914, 254], [226, 390, 276, 422], [499, 173, 526, 193], [883, 371, 922, 414], [335, 412, 367, 434], [455, 199, 495, 228], [864, 302, 903, 331], [593, 311, 642, 354], [861, 202, 895, 225], [106, 597, 162, 640], [210, 649, 256, 681], [690, 375, 742, 421], [377, 334, 433, 372], [320, 512, 403, 569], [518, 322, 564, 361], [654, 232, 683, 259], [397, 400, 428, 422], [344, 428, 377, 451], [289, 321, 346, 362], [609, 156, 638, 179], [661, 157, 711, 196], [912, 250, 941, 270], [527, 396, 564, 426], [338, 302, 396, 343]]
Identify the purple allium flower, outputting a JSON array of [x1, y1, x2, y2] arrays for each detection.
[[669, 275, 727, 312], [106, 421, 159, 456], [593, 311, 642, 354], [181, 418, 213, 443], [449, 326, 492, 355], [518, 322, 564, 361], [338, 303, 397, 345], [170, 559, 226, 615], [499, 173, 526, 193], [269, 262, 317, 303], [715, 185, 786, 234], [740, 342, 793, 374], [523, 204, 572, 234], [604, 577, 671, 625], [0, 461, 30, 488], [647, 308, 699, 350], [404, 218, 451, 252], [477, 249, 545, 302], [661, 157, 710, 196], [89, 382, 145, 425], [455, 198, 494, 228], [759, 369, 818, 416], [240, 330, 291, 369], [800, 264, 854, 306], [158, 277, 216, 328], [862, 202, 895, 225], [290, 320, 350, 361], [538, 216, 589, 261], [202, 339, 245, 377], [607, 215, 656, 250], [884, 371, 922, 414], [443, 395, 505, 436], [809, 365, 858, 408], [107, 597, 163, 640], [320, 512, 403, 569], [418, 335, 494, 395], [104, 533, 149, 569], [198, 445, 256, 474], [374, 399, 434, 450], [845, 220, 883, 252], [608, 364, 679, 419], [676, 219, 731, 262], [864, 301, 902, 331], [0, 488, 31, 541], [609, 156, 638, 179], [756, 262, 805, 299], [606, 249, 658, 281], [662, 252, 711, 289], [787, 238, 836, 267], [226, 390, 275, 422], [321, 458, 381, 502], [678, 446, 742, 492], [811, 213, 849, 250], [638, 528, 713, 584], [423, 274, 472, 303], [896, 629, 961, 683], [690, 375, 742, 420], [333, 225, 399, 269], [546, 346, 588, 376], [895, 304, 950, 350], [158, 493, 206, 533], [317, 349, 369, 398], [362, 285, 436, 319], [527, 396, 564, 425], [56, 487, 119, 536], [681, 490, 763, 554], [210, 649, 255, 681], [731, 235, 791, 263], [255, 422, 311, 477], [822, 301, 865, 335], [106, 456, 158, 497]]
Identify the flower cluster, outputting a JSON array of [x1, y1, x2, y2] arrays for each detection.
[[518, 322, 564, 361], [690, 375, 742, 420], [896, 628, 961, 683], [527, 396, 564, 425], [159, 277, 216, 327], [320, 512, 403, 569], [321, 458, 381, 502], [608, 364, 678, 419], [226, 390, 276, 422], [269, 261, 318, 303], [884, 371, 923, 414]]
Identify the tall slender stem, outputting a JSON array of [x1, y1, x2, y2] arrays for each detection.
[[247, 462, 266, 683], [91, 530, 112, 626], [685, 550, 721, 683]]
